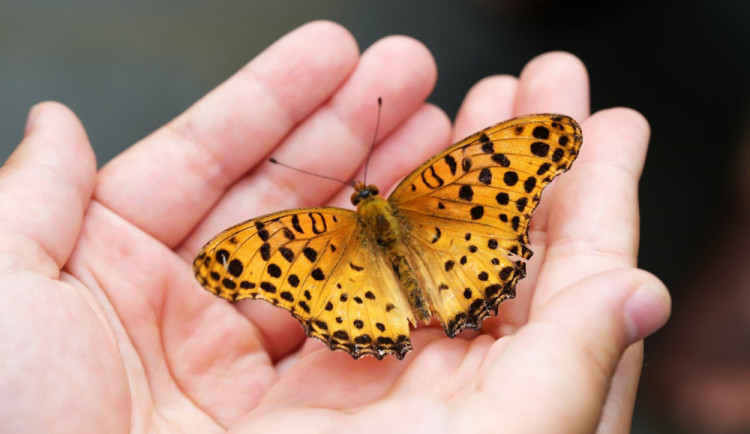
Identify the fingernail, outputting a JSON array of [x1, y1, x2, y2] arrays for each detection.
[[24, 104, 43, 137], [624, 284, 670, 343]]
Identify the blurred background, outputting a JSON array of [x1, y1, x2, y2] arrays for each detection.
[[2, 0, 749, 432]]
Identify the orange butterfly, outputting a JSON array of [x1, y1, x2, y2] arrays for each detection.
[[193, 114, 582, 360]]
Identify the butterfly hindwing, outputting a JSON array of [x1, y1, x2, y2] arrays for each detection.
[[314, 229, 415, 359], [398, 213, 526, 336]]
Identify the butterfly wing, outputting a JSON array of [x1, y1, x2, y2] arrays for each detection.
[[388, 114, 582, 336], [193, 208, 416, 359]]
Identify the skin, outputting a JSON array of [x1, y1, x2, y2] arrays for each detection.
[[0, 21, 670, 433]]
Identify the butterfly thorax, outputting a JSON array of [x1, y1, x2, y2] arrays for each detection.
[[352, 181, 432, 323]]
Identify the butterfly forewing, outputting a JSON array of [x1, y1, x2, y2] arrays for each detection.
[[193, 207, 415, 359], [388, 114, 582, 335]]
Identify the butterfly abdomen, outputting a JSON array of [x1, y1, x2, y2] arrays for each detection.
[[356, 192, 432, 324]]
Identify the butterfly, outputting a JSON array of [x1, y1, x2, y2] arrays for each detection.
[[193, 113, 582, 360]]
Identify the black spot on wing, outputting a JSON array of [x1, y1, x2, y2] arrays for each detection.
[[279, 246, 295, 263], [444, 155, 457, 175], [478, 168, 492, 185], [267, 263, 282, 278], [227, 259, 244, 277], [311, 268, 325, 281], [421, 166, 444, 189], [282, 227, 295, 240], [291, 215, 304, 233], [260, 282, 276, 293], [524, 176, 537, 193], [216, 249, 229, 266], [459, 185, 474, 201], [530, 142, 550, 157], [516, 197, 528, 212], [288, 274, 300, 287], [479, 133, 493, 153], [537, 163, 552, 176], [260, 243, 271, 261], [309, 212, 327, 234], [492, 153, 510, 167], [532, 126, 550, 139], [551, 148, 565, 163], [431, 227, 442, 244], [470, 206, 484, 220], [303, 247, 318, 262]]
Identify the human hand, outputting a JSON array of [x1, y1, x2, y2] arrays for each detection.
[[0, 21, 669, 433]]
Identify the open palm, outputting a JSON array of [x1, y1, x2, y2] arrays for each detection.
[[0, 21, 669, 433]]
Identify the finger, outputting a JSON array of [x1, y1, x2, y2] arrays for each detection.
[[0, 102, 96, 275], [533, 108, 651, 434], [474, 268, 670, 433], [96, 21, 360, 247], [180, 35, 437, 256], [513, 51, 590, 121], [595, 343, 643, 433], [512, 51, 590, 247], [453, 74, 518, 140]]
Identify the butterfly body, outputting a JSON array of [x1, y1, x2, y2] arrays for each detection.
[[353, 183, 432, 324], [193, 114, 582, 360]]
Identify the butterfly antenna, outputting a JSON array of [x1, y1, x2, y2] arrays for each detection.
[[268, 158, 355, 187], [363, 97, 382, 186]]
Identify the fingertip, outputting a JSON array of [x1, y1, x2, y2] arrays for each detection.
[[369, 34, 436, 87], [521, 51, 588, 85], [524, 51, 587, 73], [369, 34, 437, 76], [14, 101, 97, 178], [624, 277, 671, 343], [298, 19, 356, 41], [281, 20, 359, 56], [24, 101, 81, 135], [580, 107, 651, 178], [515, 51, 590, 120], [350, 35, 437, 116], [454, 74, 518, 139], [23, 103, 43, 137], [587, 106, 651, 145], [245, 20, 361, 122]]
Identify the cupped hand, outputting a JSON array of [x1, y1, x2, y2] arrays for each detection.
[[0, 21, 670, 433]]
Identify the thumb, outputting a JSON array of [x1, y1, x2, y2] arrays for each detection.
[[475, 268, 670, 433], [0, 102, 96, 276]]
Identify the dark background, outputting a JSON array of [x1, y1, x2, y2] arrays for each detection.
[[2, 1, 748, 432]]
